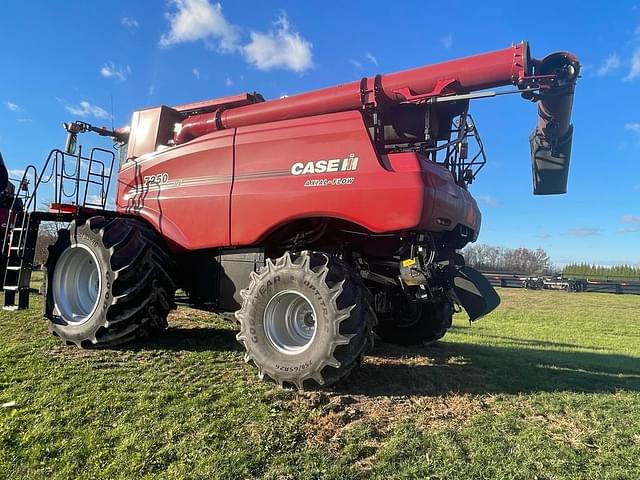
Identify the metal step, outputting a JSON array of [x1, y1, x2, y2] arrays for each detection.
[[2, 211, 41, 310]]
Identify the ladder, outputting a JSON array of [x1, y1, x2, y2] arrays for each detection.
[[1, 146, 116, 310], [3, 212, 41, 310]]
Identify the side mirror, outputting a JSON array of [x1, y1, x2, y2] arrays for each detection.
[[65, 132, 77, 155]]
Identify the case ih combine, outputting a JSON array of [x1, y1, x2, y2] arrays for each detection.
[[2, 42, 579, 389]]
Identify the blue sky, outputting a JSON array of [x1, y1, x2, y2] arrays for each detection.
[[0, 1, 639, 266]]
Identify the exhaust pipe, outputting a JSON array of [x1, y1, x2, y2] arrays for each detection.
[[528, 52, 580, 195]]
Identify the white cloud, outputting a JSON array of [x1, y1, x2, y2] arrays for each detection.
[[477, 194, 501, 208], [624, 48, 640, 81], [159, 2, 312, 73], [440, 33, 453, 49], [159, 0, 239, 52], [17, 118, 33, 123], [225, 75, 233, 86], [243, 13, 312, 72], [622, 214, 640, 224], [100, 62, 131, 81], [6, 101, 21, 112], [121, 17, 139, 29], [192, 67, 201, 79], [65, 101, 110, 120], [596, 53, 621, 76], [617, 227, 640, 234], [567, 227, 602, 237], [351, 53, 378, 70], [8, 169, 25, 178], [625, 122, 640, 133]]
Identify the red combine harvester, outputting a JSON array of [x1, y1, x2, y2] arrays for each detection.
[[2, 42, 579, 388]]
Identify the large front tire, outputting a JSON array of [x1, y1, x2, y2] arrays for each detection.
[[236, 252, 375, 390], [43, 216, 176, 347]]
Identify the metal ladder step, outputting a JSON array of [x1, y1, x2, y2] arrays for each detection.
[[3, 212, 41, 310]]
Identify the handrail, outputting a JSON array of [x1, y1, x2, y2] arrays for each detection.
[[3, 145, 116, 233]]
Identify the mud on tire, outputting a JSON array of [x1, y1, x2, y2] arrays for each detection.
[[43, 216, 176, 347], [236, 251, 376, 390]]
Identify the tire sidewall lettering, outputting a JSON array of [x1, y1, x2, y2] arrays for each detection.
[[241, 259, 344, 374]]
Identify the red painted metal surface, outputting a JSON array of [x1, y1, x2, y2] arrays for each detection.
[[173, 43, 530, 145], [223, 43, 528, 128], [173, 93, 263, 115], [118, 112, 479, 251], [115, 42, 577, 252], [118, 129, 235, 250]]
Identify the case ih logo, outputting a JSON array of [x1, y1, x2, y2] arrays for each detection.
[[291, 153, 359, 175]]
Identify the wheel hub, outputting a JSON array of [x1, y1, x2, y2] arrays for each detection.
[[264, 290, 317, 355], [52, 245, 101, 325]]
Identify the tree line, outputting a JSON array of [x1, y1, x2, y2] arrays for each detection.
[[562, 263, 640, 280], [462, 244, 553, 275]]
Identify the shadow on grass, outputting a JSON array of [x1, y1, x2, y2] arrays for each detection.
[[446, 332, 612, 352], [119, 325, 640, 396], [335, 340, 640, 396], [127, 327, 243, 354]]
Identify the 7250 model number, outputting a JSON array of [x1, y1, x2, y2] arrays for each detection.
[[143, 173, 169, 185]]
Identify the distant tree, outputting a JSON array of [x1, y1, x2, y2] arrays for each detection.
[[561, 263, 640, 280], [462, 244, 553, 274], [34, 221, 66, 266]]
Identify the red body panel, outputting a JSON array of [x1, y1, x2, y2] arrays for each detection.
[[116, 43, 578, 243], [117, 129, 235, 250], [117, 111, 480, 251]]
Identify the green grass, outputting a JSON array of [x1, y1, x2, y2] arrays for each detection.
[[1, 289, 639, 479]]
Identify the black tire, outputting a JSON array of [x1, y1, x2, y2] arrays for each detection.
[[236, 251, 376, 390], [373, 289, 453, 346], [43, 216, 176, 347]]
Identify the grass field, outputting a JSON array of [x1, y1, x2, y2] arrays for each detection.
[[1, 287, 639, 479]]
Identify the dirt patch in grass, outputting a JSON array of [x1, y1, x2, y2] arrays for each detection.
[[300, 345, 495, 449], [302, 391, 493, 447], [168, 307, 221, 323]]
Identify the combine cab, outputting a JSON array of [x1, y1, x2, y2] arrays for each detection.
[[2, 42, 579, 389]]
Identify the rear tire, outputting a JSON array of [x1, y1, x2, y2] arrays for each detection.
[[373, 289, 453, 346], [236, 251, 375, 389], [43, 216, 176, 347]]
